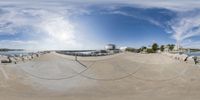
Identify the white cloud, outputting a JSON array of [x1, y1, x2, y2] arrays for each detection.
[[2, 0, 200, 11], [109, 11, 162, 27], [1, 0, 200, 49], [122, 0, 200, 11], [62, 0, 200, 11], [181, 39, 200, 49], [40, 16, 75, 42], [0, 40, 39, 49], [0, 3, 89, 50], [169, 12, 200, 44]]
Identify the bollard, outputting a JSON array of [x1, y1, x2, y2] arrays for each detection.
[[75, 54, 77, 61]]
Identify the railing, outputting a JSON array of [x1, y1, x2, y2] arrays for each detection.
[[56, 51, 120, 57]]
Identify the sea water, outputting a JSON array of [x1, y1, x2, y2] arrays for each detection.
[[187, 51, 200, 57]]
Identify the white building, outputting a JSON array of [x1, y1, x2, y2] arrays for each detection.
[[105, 44, 116, 50], [174, 44, 182, 51], [164, 45, 170, 52], [120, 47, 128, 51]]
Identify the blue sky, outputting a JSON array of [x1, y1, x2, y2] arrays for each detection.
[[0, 0, 200, 50]]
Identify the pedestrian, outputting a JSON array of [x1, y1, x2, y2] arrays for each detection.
[[193, 56, 198, 64]]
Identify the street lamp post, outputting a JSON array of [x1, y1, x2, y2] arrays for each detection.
[[75, 53, 77, 61]]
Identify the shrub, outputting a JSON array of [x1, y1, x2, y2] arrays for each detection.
[[147, 49, 154, 53], [125, 48, 138, 52], [160, 45, 164, 52]]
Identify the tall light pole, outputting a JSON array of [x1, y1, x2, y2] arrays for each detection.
[[176, 41, 180, 51]]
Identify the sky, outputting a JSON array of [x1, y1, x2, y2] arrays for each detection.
[[0, 0, 200, 50]]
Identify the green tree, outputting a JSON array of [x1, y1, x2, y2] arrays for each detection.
[[160, 45, 164, 52], [125, 48, 137, 52], [152, 43, 159, 53]]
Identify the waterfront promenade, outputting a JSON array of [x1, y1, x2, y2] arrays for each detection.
[[0, 52, 199, 100]]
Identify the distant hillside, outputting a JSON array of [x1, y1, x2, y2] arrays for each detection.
[[0, 48, 24, 51], [190, 48, 200, 52]]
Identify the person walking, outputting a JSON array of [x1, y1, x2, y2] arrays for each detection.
[[193, 56, 198, 64]]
